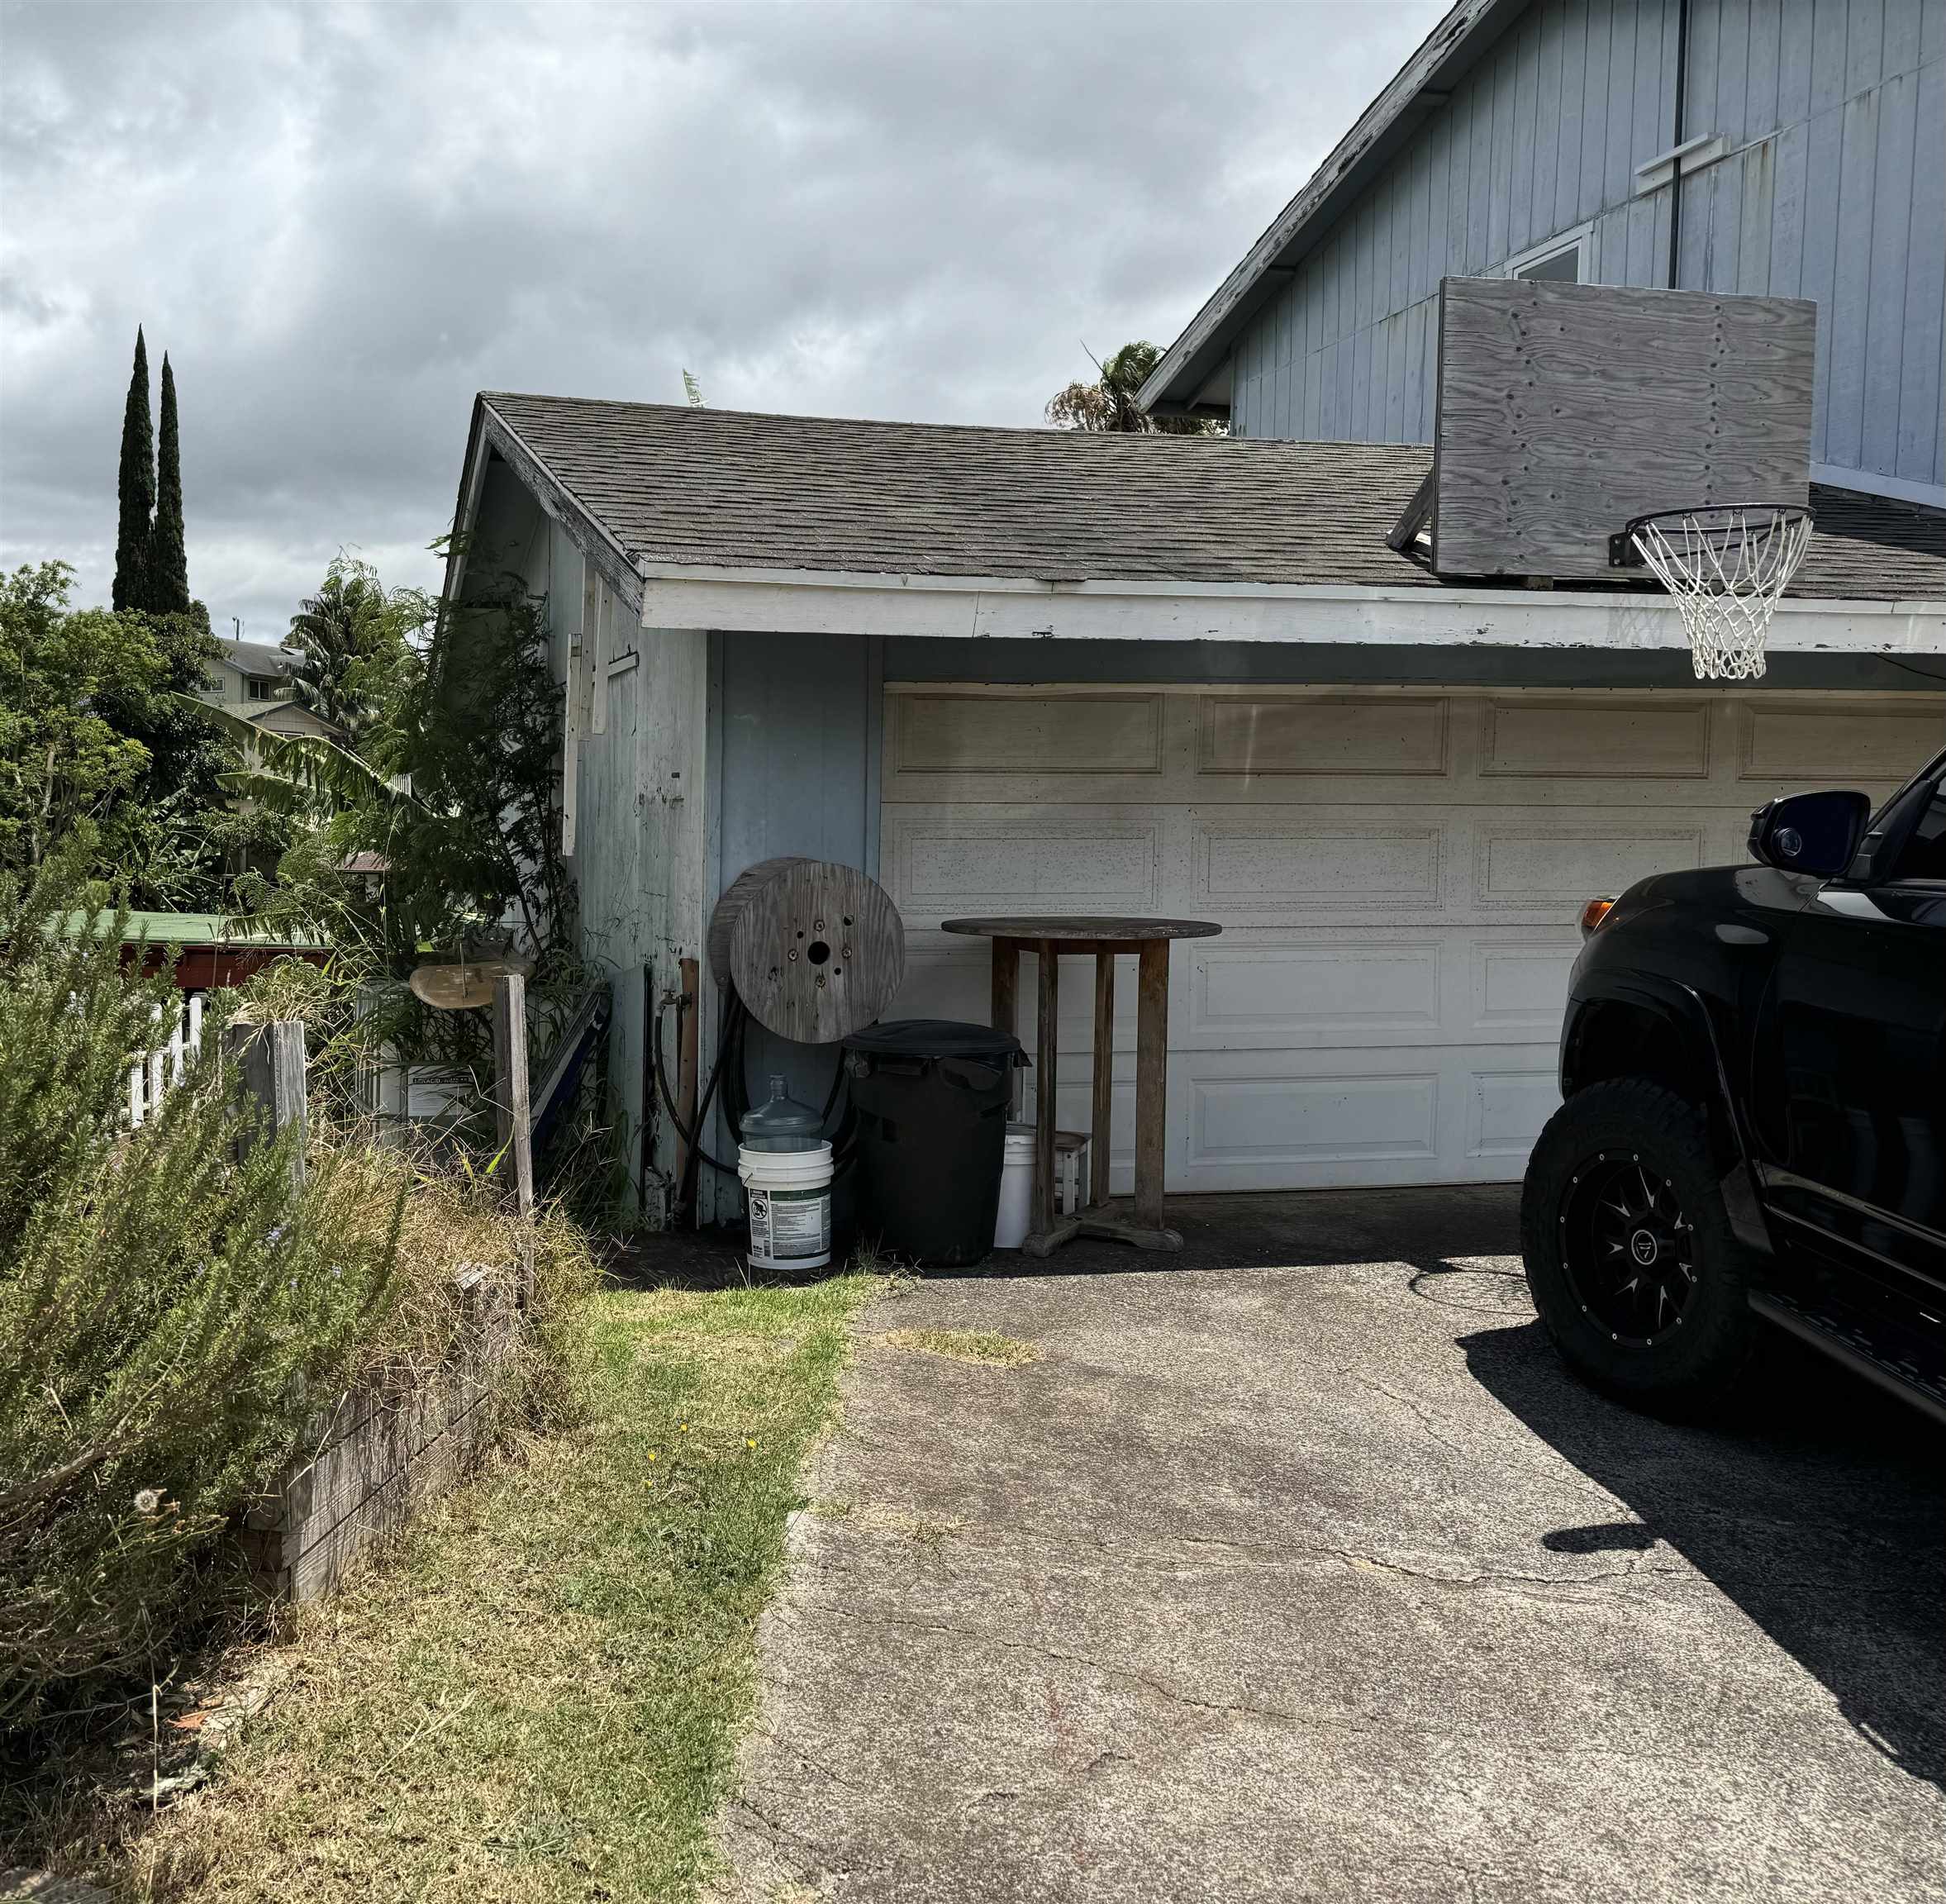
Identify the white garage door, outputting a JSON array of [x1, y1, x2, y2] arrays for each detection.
[[882, 683, 1941, 1194]]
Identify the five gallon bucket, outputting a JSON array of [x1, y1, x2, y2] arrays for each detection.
[[739, 1140, 834, 1271], [994, 1122, 1035, 1250]]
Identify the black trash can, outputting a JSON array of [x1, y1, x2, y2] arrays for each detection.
[[842, 1020, 1025, 1267]]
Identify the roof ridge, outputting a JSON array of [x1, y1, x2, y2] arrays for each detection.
[[483, 390, 1417, 455]]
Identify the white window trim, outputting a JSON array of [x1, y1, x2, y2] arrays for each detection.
[[1501, 220, 1597, 283]]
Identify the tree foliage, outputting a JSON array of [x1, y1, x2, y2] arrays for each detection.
[[112, 329, 155, 614], [0, 562, 234, 905], [1044, 339, 1223, 436], [285, 555, 411, 748], [0, 563, 160, 875], [147, 354, 192, 616]]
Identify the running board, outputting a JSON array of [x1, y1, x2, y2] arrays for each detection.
[[1749, 1288, 1946, 1426]]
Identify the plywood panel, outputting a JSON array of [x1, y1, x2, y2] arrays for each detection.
[[1481, 697, 1711, 776], [894, 693, 1162, 775], [1198, 696, 1449, 775], [1433, 278, 1816, 579]]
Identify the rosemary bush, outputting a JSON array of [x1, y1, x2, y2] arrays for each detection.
[[0, 854, 402, 1727]]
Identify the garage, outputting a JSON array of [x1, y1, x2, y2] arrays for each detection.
[[884, 682, 1946, 1193]]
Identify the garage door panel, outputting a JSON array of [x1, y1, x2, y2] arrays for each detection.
[[1186, 1067, 1441, 1171], [1472, 820, 1707, 911], [1466, 1065, 1562, 1161], [1470, 933, 1578, 1034], [884, 807, 1163, 920], [1738, 702, 1945, 782], [1192, 808, 1446, 914], [887, 690, 1168, 786], [1185, 939, 1443, 1042], [1478, 697, 1714, 778], [1196, 695, 1450, 777]]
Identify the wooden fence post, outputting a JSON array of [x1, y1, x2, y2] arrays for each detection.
[[492, 973, 536, 1305], [224, 1018, 309, 1189]]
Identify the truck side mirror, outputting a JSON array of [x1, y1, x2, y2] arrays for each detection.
[[1747, 789, 1872, 878]]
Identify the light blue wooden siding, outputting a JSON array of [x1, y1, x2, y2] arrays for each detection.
[[1230, 0, 1944, 493], [710, 631, 883, 1170]]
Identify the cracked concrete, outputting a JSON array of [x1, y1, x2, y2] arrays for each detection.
[[713, 1187, 1945, 1904]]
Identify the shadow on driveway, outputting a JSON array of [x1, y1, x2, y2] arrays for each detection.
[[1461, 1314, 1946, 1795]]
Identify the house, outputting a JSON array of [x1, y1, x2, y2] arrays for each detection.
[[1138, 0, 1944, 512], [438, 0, 1945, 1228], [443, 392, 1944, 1226], [201, 636, 340, 741]]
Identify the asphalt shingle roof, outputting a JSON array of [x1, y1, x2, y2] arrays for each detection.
[[481, 393, 1946, 602]]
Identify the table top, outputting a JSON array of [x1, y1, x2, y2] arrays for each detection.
[[940, 916, 1223, 943]]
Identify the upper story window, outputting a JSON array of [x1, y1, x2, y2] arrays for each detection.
[[1505, 221, 1595, 284], [246, 676, 277, 701]]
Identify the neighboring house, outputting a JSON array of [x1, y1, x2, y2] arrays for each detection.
[[1139, 0, 1944, 511], [202, 636, 342, 741], [442, 395, 1945, 1225]]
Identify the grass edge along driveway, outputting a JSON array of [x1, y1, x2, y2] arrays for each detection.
[[126, 1271, 875, 1903]]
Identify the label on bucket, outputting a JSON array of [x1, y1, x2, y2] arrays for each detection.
[[748, 1186, 830, 1262]]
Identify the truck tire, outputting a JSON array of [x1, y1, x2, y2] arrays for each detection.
[[1520, 1078, 1757, 1415]]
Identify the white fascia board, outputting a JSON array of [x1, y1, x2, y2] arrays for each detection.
[[636, 563, 1946, 655]]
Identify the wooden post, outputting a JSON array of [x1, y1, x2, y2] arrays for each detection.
[[992, 937, 1020, 1116], [1134, 940, 1168, 1229], [1035, 942, 1059, 1240], [491, 973, 535, 1225], [1091, 950, 1115, 1211], [224, 1019, 309, 1189], [673, 956, 700, 1202]]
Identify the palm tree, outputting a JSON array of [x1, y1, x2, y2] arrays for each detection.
[[284, 556, 398, 748], [1044, 340, 1223, 436]]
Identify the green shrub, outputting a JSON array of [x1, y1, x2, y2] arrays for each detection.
[[0, 853, 400, 1726]]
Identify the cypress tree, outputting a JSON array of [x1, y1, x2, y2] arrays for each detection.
[[112, 328, 155, 612], [149, 354, 190, 614]]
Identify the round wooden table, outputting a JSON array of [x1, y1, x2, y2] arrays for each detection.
[[940, 916, 1221, 1257]]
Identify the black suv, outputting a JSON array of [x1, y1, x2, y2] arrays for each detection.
[[1521, 745, 1946, 1420]]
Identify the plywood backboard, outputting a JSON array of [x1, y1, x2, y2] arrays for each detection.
[[1430, 278, 1816, 581]]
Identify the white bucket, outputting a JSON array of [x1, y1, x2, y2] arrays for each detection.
[[739, 1140, 834, 1272], [993, 1122, 1035, 1250]]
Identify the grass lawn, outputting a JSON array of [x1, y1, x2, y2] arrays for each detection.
[[124, 1269, 874, 1903]]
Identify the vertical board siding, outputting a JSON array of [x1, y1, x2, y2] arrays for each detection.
[[1229, 0, 1942, 498]]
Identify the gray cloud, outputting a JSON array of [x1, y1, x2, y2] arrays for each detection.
[[0, 0, 1440, 636]]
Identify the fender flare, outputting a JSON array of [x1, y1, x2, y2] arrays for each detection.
[[1563, 970, 1774, 1254]]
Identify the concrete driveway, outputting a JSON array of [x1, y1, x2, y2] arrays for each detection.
[[718, 1188, 1944, 1903]]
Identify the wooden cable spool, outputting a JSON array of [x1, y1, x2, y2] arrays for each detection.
[[707, 856, 904, 1045]]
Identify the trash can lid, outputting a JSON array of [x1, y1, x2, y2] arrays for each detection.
[[842, 1018, 1023, 1060]]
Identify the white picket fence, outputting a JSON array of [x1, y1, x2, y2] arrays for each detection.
[[127, 992, 207, 1127]]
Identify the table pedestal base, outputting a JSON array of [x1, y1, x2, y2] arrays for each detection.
[[1022, 1202, 1184, 1259]]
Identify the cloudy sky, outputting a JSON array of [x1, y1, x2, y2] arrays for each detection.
[[2, 0, 1441, 638]]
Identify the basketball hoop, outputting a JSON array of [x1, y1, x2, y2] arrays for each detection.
[[1608, 505, 1815, 681]]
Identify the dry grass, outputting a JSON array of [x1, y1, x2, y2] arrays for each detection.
[[83, 1270, 877, 1904], [876, 1327, 1043, 1368], [302, 1130, 600, 1430]]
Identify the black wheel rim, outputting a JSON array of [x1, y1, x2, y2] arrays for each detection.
[[1559, 1152, 1696, 1347]]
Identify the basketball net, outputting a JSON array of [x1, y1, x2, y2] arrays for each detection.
[[1626, 506, 1815, 681]]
